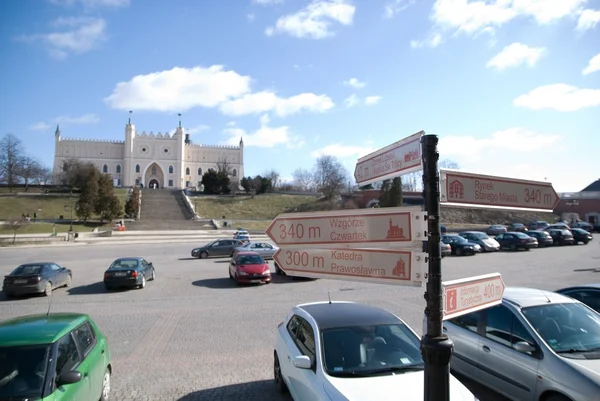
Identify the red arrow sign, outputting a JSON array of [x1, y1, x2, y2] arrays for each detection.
[[443, 273, 505, 320], [354, 131, 424, 186], [441, 170, 559, 211]]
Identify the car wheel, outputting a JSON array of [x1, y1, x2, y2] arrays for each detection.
[[274, 352, 288, 393], [200, 251, 208, 259], [100, 368, 111, 401], [44, 282, 52, 296], [510, 244, 516, 251], [583, 240, 589, 245], [456, 248, 462, 256], [150, 269, 156, 281], [65, 275, 72, 287], [139, 276, 146, 289]]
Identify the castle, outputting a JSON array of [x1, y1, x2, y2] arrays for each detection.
[[52, 119, 244, 190]]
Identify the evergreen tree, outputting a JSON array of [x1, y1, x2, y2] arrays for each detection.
[[378, 177, 403, 207], [76, 175, 99, 221], [124, 187, 141, 217], [95, 174, 122, 223]]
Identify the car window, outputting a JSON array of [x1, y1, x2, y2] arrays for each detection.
[[11, 265, 43, 275], [485, 305, 514, 347], [496, 234, 504, 240], [562, 290, 600, 313], [287, 315, 300, 337], [72, 322, 96, 357], [55, 333, 81, 376], [296, 318, 316, 361], [110, 259, 138, 269], [50, 264, 62, 272], [449, 311, 481, 333]]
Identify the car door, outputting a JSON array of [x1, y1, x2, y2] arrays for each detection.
[[477, 304, 541, 401], [47, 263, 66, 287], [495, 233, 507, 248], [445, 311, 483, 381], [52, 331, 89, 400], [207, 241, 223, 256], [283, 316, 320, 401], [73, 321, 104, 398], [141, 259, 152, 278], [51, 263, 68, 286]]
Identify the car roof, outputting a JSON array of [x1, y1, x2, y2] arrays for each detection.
[[297, 301, 400, 330], [0, 313, 89, 346], [503, 287, 579, 308], [556, 284, 600, 292], [112, 257, 142, 262], [236, 251, 261, 256], [459, 231, 485, 234], [14, 262, 52, 268]]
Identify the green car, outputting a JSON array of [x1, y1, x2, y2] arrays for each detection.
[[0, 313, 112, 400]]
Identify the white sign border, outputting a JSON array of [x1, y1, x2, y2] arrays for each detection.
[[442, 272, 505, 321]]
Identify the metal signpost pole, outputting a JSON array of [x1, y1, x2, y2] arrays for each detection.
[[420, 134, 453, 401]]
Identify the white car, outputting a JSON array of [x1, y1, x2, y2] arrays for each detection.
[[274, 301, 477, 400]]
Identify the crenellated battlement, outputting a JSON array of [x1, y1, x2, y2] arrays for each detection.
[[135, 131, 174, 139], [60, 137, 125, 144], [185, 143, 240, 149]]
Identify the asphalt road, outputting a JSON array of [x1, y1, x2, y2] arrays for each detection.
[[0, 240, 599, 401]]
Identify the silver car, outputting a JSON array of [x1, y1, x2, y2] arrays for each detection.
[[458, 231, 500, 252], [232, 241, 279, 259], [444, 287, 600, 401]]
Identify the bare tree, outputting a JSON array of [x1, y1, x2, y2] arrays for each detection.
[[59, 158, 82, 188], [264, 169, 280, 189], [216, 158, 233, 175], [3, 217, 28, 245], [0, 134, 24, 192], [314, 155, 348, 201], [18, 156, 41, 191], [292, 168, 315, 191], [402, 172, 421, 192], [439, 159, 460, 169], [34, 166, 53, 185]]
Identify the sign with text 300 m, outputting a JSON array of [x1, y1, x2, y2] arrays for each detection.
[[265, 207, 426, 247]]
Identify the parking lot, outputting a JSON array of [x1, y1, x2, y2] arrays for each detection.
[[1, 240, 599, 401]]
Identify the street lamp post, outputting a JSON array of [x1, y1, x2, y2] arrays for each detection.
[[69, 191, 74, 232]]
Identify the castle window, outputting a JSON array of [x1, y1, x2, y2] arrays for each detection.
[[103, 164, 108, 173], [186, 167, 190, 175], [197, 167, 202, 176], [168, 180, 173, 187], [116, 165, 121, 174], [232, 169, 237, 177], [135, 164, 140, 173], [169, 165, 174, 174], [151, 166, 157, 175]]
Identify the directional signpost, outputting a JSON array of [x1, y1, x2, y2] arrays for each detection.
[[442, 273, 506, 320], [354, 130, 424, 186], [440, 169, 559, 212]]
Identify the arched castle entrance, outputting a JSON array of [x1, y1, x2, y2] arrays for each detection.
[[144, 162, 164, 189]]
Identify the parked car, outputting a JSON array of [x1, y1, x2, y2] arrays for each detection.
[[233, 230, 250, 242], [273, 301, 475, 400], [458, 231, 500, 252], [441, 234, 480, 256], [571, 221, 593, 232], [440, 241, 452, 257], [507, 223, 528, 232], [233, 228, 249, 238], [494, 231, 538, 251], [546, 223, 571, 231], [103, 257, 155, 290], [440, 224, 447, 234], [2, 262, 72, 298], [528, 220, 549, 231], [526, 230, 554, 247], [191, 239, 244, 258], [486, 224, 507, 235], [570, 227, 593, 244], [555, 284, 600, 313], [0, 313, 111, 401], [229, 251, 271, 285], [546, 229, 574, 246], [232, 241, 279, 259]]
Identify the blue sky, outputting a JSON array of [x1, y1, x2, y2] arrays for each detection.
[[1, 0, 599, 192]]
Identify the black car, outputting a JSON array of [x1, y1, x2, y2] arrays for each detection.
[[103, 257, 155, 290], [556, 284, 600, 313], [495, 232, 538, 251], [441, 235, 479, 256], [546, 229, 574, 245], [526, 230, 554, 247], [507, 223, 528, 232], [191, 239, 244, 259], [571, 228, 593, 244], [2, 262, 72, 298]]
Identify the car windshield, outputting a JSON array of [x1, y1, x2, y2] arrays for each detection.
[[0, 345, 50, 399], [572, 228, 586, 234], [522, 303, 600, 354], [110, 259, 138, 269], [237, 255, 264, 265], [513, 232, 530, 239], [321, 323, 424, 377], [513, 224, 524, 227], [11, 265, 43, 275], [473, 232, 489, 239]]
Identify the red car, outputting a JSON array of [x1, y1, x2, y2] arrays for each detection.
[[228, 251, 271, 285]]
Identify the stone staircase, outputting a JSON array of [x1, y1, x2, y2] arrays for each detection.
[[126, 189, 213, 231]]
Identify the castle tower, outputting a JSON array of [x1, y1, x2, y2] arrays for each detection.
[[55, 124, 61, 141], [174, 124, 185, 189], [123, 119, 136, 187], [239, 136, 244, 180]]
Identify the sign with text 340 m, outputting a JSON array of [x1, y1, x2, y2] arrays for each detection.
[[443, 273, 505, 320], [265, 206, 427, 247], [354, 131, 424, 186], [274, 248, 426, 286]]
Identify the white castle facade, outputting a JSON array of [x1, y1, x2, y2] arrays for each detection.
[[52, 122, 244, 190]]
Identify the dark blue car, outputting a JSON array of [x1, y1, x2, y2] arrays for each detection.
[[2, 262, 72, 298], [103, 257, 155, 290]]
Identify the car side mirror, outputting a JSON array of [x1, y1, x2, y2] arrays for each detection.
[[292, 355, 312, 370], [148, 262, 153, 266], [231, 261, 236, 266], [57, 370, 82, 386], [513, 341, 536, 354]]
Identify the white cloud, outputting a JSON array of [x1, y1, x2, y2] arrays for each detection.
[[187, 125, 210, 135], [15, 17, 106, 59], [29, 122, 52, 131], [47, 0, 129, 7], [222, 115, 304, 149], [343, 77, 366, 89], [219, 91, 334, 117], [514, 84, 600, 111], [486, 42, 546, 70], [253, 0, 283, 4], [365, 96, 382, 105], [344, 94, 360, 108], [265, 0, 355, 39], [383, 0, 415, 18], [577, 8, 600, 31], [55, 113, 100, 124], [104, 66, 252, 112], [583, 53, 600, 75], [413, 0, 587, 47], [247, 13, 256, 22], [311, 143, 377, 158], [410, 32, 443, 48]]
